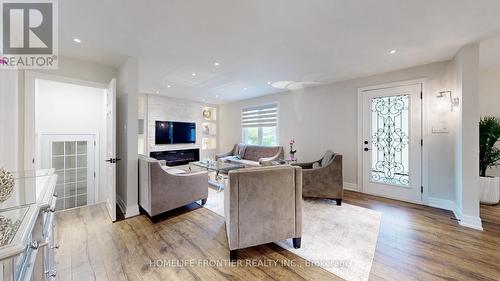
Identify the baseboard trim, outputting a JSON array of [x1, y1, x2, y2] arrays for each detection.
[[125, 204, 140, 218], [343, 182, 358, 191], [115, 196, 140, 218], [452, 205, 462, 222], [459, 215, 483, 231], [116, 195, 126, 214], [429, 199, 484, 231], [427, 197, 455, 211]]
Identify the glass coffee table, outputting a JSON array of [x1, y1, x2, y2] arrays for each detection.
[[189, 161, 245, 191]]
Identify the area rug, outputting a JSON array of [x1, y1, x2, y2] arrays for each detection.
[[204, 188, 381, 281]]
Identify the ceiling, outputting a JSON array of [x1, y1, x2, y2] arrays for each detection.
[[58, 0, 500, 104]]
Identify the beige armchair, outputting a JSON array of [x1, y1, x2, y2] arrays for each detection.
[[294, 151, 343, 205], [224, 165, 302, 260], [139, 156, 208, 219]]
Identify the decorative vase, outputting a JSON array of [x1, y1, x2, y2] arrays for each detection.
[[0, 215, 22, 246], [289, 139, 297, 161], [0, 167, 15, 204], [479, 176, 500, 205]]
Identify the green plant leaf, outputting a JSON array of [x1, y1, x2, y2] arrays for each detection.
[[479, 116, 500, 176]]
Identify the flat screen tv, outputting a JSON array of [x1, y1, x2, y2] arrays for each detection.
[[155, 121, 196, 144]]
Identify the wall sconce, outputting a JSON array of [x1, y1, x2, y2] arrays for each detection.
[[437, 91, 460, 112]]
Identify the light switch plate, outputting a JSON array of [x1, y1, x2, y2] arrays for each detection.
[[432, 126, 449, 133]]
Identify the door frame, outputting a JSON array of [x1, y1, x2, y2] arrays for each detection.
[[357, 78, 428, 204], [24, 71, 108, 170]]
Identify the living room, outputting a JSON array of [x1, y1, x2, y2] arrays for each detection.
[[1, 1, 500, 281]]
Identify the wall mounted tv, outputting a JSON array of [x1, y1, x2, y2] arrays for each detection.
[[155, 121, 196, 144]]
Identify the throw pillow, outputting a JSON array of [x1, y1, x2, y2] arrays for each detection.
[[235, 144, 246, 158], [321, 151, 335, 167], [312, 162, 321, 169], [161, 166, 186, 174], [165, 168, 187, 175]]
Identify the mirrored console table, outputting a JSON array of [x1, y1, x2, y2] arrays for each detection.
[[0, 169, 58, 281]]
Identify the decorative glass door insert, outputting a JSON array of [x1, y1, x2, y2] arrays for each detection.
[[371, 95, 410, 186]]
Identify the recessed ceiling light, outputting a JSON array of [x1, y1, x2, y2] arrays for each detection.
[[155, 90, 160, 94], [202, 98, 206, 102], [272, 81, 295, 89], [214, 62, 220, 66], [215, 95, 219, 98], [267, 81, 272, 85], [390, 49, 397, 54], [243, 87, 247, 91], [73, 38, 81, 43], [167, 85, 171, 88], [192, 72, 197, 76]]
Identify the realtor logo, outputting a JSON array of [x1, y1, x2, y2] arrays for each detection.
[[1, 0, 58, 69]]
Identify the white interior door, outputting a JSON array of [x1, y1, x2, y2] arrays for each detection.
[[105, 79, 117, 221], [41, 134, 96, 210], [362, 84, 422, 203]]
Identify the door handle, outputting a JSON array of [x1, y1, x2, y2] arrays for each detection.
[[105, 158, 121, 163]]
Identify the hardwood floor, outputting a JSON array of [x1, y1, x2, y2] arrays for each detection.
[[345, 192, 500, 281], [54, 203, 340, 281], [54, 191, 500, 281]]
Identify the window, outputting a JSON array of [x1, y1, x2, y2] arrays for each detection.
[[242, 103, 278, 146]]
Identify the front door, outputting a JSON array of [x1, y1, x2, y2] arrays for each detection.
[[361, 84, 422, 203]]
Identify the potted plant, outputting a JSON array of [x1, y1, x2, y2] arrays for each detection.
[[479, 116, 500, 205]]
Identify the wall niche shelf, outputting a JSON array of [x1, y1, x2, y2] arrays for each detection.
[[202, 107, 217, 122], [201, 107, 217, 156]]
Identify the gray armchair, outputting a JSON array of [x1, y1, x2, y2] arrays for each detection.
[[139, 156, 208, 218], [225, 165, 302, 260], [294, 151, 343, 205]]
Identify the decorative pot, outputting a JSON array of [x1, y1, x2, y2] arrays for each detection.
[[0, 167, 15, 204], [479, 176, 500, 205]]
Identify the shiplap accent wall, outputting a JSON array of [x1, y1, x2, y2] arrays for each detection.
[[146, 94, 218, 160]]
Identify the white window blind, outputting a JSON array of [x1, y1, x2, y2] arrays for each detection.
[[241, 103, 278, 128]]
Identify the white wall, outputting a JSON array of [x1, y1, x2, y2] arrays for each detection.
[[34, 79, 107, 203], [116, 57, 139, 217], [0, 70, 20, 171], [220, 61, 456, 202], [451, 44, 481, 229], [146, 94, 219, 160], [21, 57, 118, 172], [479, 68, 500, 177], [138, 94, 147, 154], [35, 80, 106, 136]]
